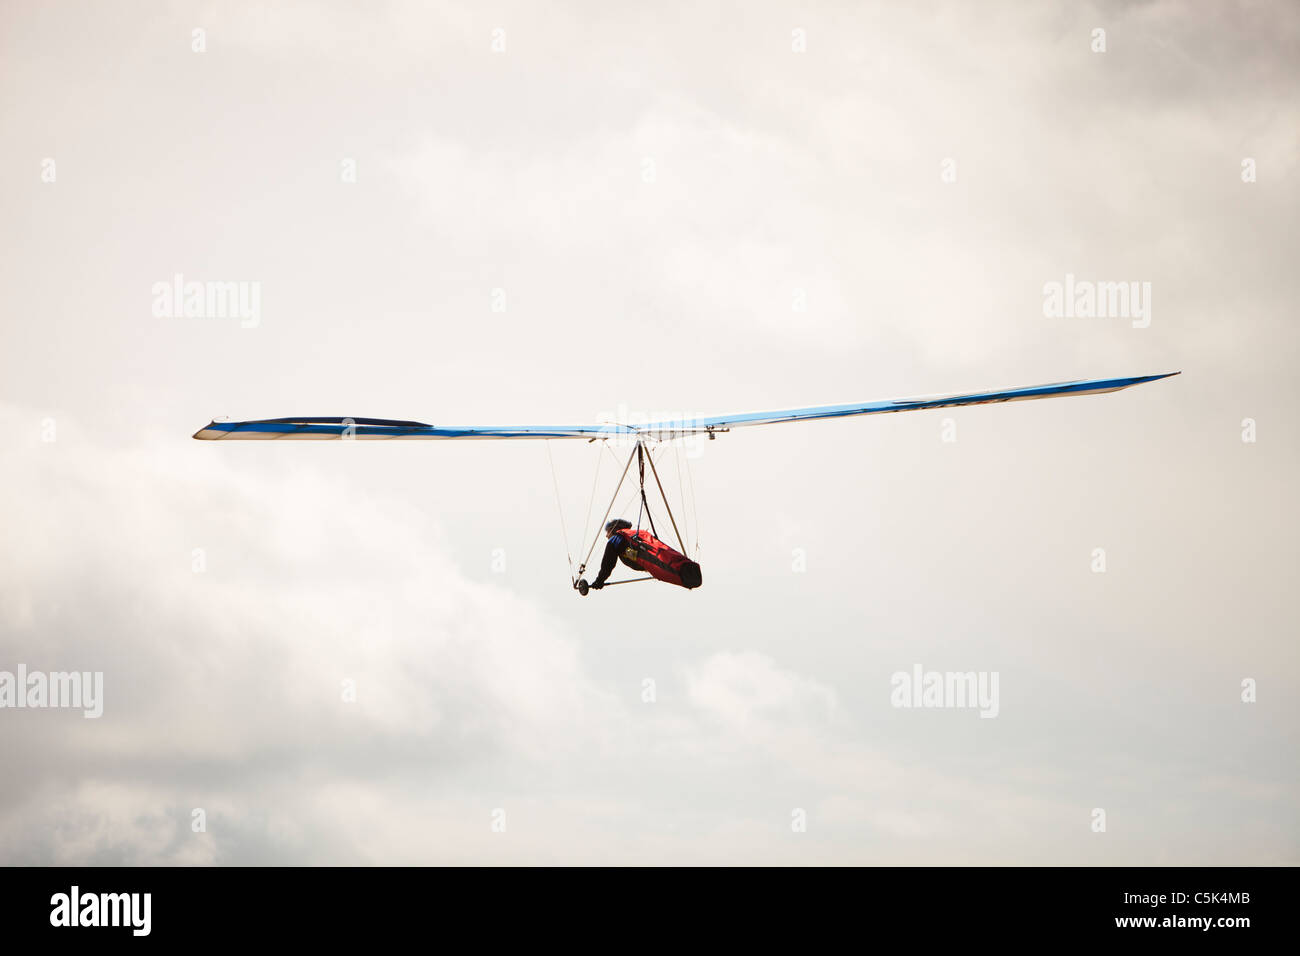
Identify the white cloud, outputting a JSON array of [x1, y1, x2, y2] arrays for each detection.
[[686, 650, 837, 730]]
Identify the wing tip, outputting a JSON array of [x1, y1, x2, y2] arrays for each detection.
[[1140, 371, 1181, 384]]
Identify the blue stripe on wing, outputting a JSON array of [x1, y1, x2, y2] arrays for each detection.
[[641, 372, 1180, 432], [194, 420, 637, 439]]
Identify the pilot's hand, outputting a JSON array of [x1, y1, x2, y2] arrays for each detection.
[[589, 581, 604, 590]]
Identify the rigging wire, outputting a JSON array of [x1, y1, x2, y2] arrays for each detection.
[[579, 441, 639, 572], [684, 440, 700, 557], [579, 442, 604, 561], [673, 439, 691, 557], [616, 481, 641, 525], [545, 440, 575, 580], [645, 441, 685, 553], [634, 443, 660, 539]]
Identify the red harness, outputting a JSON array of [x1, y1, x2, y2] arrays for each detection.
[[614, 529, 702, 589]]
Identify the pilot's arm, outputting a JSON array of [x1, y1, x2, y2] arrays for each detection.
[[589, 535, 623, 589]]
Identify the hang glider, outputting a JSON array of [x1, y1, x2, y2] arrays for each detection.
[[194, 370, 1179, 595], [193, 371, 1179, 441]]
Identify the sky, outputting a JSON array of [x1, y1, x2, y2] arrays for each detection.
[[0, 0, 1296, 864]]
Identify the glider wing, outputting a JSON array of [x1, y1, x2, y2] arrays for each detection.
[[193, 372, 1178, 441]]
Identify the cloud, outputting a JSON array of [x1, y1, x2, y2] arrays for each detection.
[[0, 403, 624, 861], [686, 650, 838, 730]]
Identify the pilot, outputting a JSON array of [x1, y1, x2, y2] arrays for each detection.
[[588, 518, 635, 590]]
